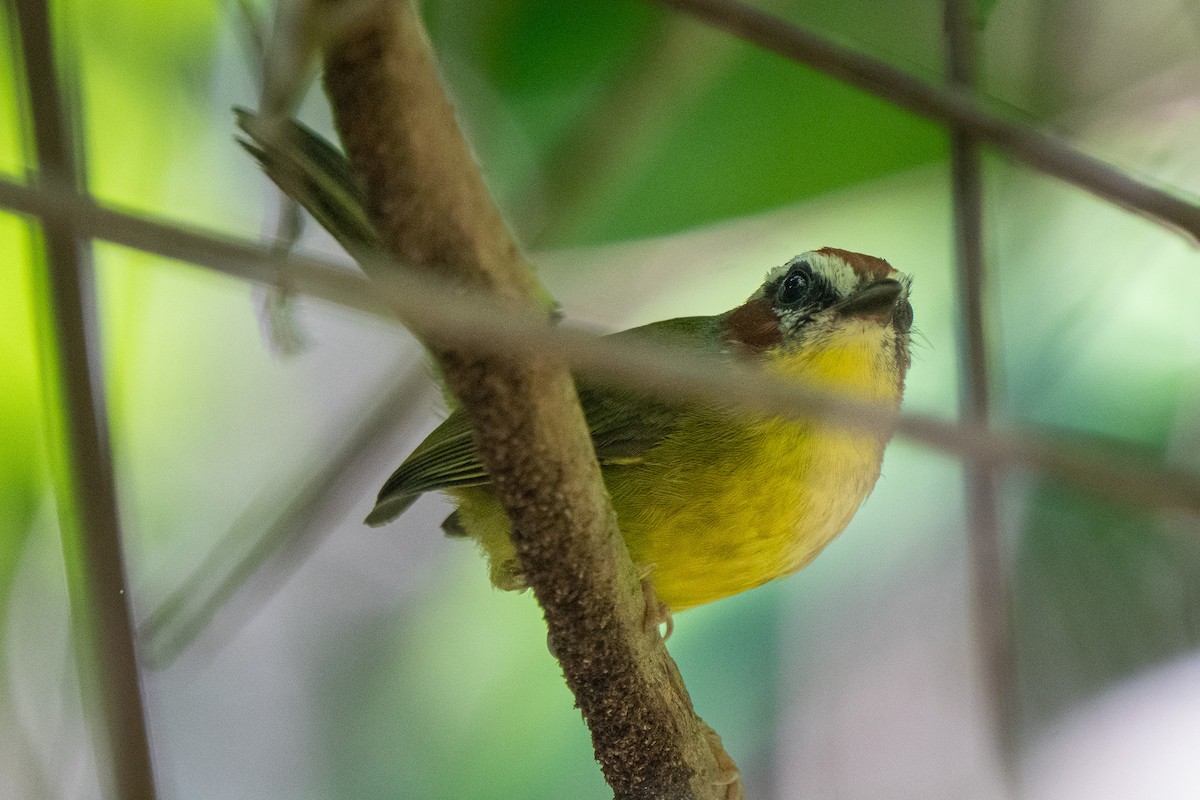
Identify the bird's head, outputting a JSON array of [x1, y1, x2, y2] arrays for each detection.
[[723, 247, 913, 399]]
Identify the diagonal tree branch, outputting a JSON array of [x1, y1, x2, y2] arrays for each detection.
[[652, 0, 1200, 244], [318, 1, 731, 797]]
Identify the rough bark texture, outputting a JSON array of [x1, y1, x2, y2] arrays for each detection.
[[320, 2, 729, 797]]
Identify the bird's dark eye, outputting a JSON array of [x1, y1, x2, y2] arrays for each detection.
[[777, 261, 811, 306]]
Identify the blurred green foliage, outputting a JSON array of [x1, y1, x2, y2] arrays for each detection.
[[0, 7, 25, 176], [68, 0, 221, 217], [319, 562, 610, 800], [587, 50, 945, 243], [2, 0, 1200, 797], [426, 1, 947, 245], [1016, 483, 1200, 728], [994, 169, 1200, 728], [0, 214, 41, 618]]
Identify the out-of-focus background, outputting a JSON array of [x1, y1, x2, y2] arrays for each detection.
[[3, 0, 1200, 797]]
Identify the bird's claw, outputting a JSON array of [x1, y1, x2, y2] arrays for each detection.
[[700, 718, 743, 800], [637, 566, 674, 640]]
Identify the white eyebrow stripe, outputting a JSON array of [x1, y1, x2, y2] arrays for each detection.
[[758, 249, 897, 305], [806, 250, 858, 297], [760, 263, 790, 290]]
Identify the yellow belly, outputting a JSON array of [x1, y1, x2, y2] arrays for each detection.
[[611, 415, 883, 609], [451, 325, 901, 611]]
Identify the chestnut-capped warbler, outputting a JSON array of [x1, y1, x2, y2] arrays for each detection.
[[366, 248, 913, 611], [234, 109, 912, 613]]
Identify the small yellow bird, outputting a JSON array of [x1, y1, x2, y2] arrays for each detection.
[[367, 248, 912, 612]]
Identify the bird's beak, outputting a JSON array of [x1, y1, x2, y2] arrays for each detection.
[[834, 278, 904, 323]]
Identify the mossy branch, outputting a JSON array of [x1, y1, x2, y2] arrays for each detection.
[[318, 1, 732, 797]]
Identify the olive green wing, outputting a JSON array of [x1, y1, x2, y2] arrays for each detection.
[[364, 315, 723, 526], [364, 411, 485, 525]]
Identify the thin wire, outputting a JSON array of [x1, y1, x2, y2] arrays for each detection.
[[4, 177, 1200, 517], [0, 175, 392, 317], [11, 0, 158, 797], [944, 0, 1018, 784]]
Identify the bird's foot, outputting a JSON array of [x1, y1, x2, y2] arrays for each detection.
[[636, 565, 673, 640], [491, 558, 529, 592], [700, 718, 743, 800]]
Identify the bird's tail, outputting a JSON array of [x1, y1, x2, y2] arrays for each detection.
[[235, 108, 382, 264]]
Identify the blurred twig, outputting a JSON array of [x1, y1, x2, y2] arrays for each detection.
[[11, 0, 157, 797], [2, 174, 1199, 517], [139, 361, 433, 667], [221, 0, 268, 78], [944, 0, 1018, 774], [0, 176, 391, 315], [652, 0, 1200, 244], [222, 0, 318, 353], [257, 0, 320, 117]]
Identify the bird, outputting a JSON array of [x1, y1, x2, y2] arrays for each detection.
[[366, 248, 913, 613]]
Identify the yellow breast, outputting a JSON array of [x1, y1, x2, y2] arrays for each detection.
[[454, 324, 902, 611], [611, 324, 900, 609]]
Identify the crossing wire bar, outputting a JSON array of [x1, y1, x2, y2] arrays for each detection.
[[10, 0, 158, 797], [2, 176, 1199, 511], [944, 0, 1019, 773]]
